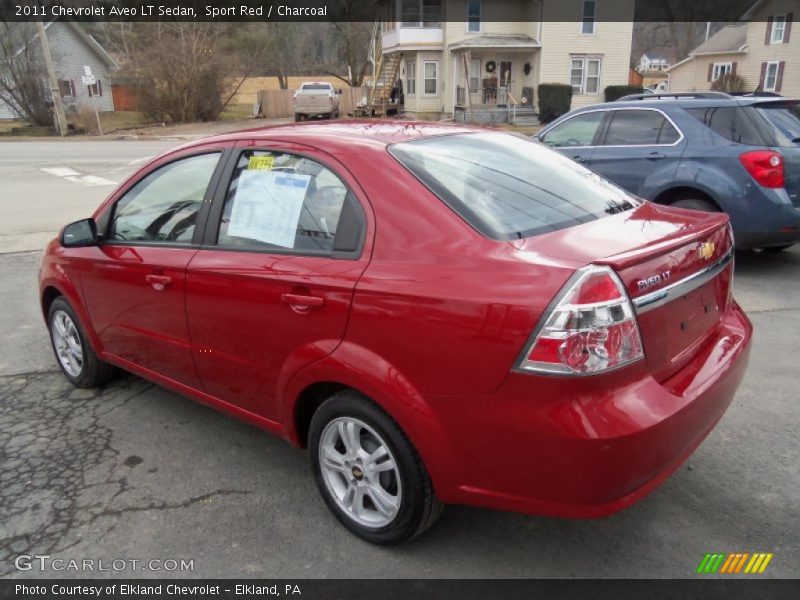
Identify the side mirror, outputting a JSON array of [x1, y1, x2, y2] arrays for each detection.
[[61, 218, 98, 247], [536, 132, 546, 143]]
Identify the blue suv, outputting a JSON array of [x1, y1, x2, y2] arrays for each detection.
[[536, 92, 800, 250]]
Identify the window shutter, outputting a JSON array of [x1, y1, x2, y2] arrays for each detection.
[[87, 85, 92, 98], [776, 61, 785, 92], [785, 12, 794, 42], [70, 80, 75, 96], [707, 63, 713, 82], [765, 15, 774, 44], [759, 62, 767, 89], [98, 80, 103, 97], [731, 62, 737, 76]]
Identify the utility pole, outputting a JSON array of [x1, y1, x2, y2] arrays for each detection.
[[35, 21, 68, 136]]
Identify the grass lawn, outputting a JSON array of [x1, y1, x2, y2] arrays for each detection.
[[220, 103, 253, 120], [0, 120, 26, 133]]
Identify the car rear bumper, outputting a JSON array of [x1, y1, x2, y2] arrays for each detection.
[[430, 301, 752, 517], [733, 195, 800, 249]]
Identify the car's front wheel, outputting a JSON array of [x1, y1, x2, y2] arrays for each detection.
[[309, 391, 443, 545], [48, 297, 115, 388]]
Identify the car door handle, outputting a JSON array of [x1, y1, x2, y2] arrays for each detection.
[[646, 152, 666, 161], [145, 274, 172, 291], [281, 293, 325, 311]]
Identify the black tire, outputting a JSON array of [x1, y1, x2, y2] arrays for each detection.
[[48, 297, 115, 388], [761, 244, 794, 252], [671, 198, 720, 213], [309, 390, 444, 545]]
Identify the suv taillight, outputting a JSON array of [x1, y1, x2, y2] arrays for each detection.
[[515, 266, 644, 376], [739, 150, 784, 188]]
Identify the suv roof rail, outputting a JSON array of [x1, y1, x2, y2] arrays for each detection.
[[616, 92, 733, 101]]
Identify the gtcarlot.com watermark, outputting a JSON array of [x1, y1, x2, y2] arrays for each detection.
[[14, 554, 194, 573]]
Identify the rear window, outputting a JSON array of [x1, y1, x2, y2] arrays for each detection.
[[752, 103, 800, 147], [389, 133, 639, 241], [685, 106, 765, 145], [301, 84, 332, 91]]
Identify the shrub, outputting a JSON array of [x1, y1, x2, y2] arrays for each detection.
[[538, 84, 573, 123], [711, 73, 747, 93], [604, 85, 644, 102]]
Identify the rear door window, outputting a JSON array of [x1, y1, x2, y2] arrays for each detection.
[[752, 104, 800, 147], [684, 106, 765, 145], [601, 110, 680, 145], [216, 150, 354, 254], [541, 111, 605, 147]]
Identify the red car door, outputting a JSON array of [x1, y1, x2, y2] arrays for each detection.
[[79, 150, 226, 388], [185, 143, 372, 420]]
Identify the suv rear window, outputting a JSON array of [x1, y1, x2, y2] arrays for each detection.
[[752, 103, 800, 147], [389, 133, 638, 240], [685, 106, 765, 145]]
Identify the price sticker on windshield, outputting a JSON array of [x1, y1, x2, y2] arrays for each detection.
[[248, 156, 274, 170]]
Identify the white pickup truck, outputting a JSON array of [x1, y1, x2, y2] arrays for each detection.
[[294, 82, 340, 121]]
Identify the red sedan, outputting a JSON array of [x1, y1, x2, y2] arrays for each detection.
[[40, 122, 751, 544]]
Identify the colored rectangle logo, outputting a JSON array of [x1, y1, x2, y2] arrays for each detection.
[[697, 552, 774, 574]]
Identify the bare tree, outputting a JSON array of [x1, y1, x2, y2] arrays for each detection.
[[110, 23, 254, 123], [0, 21, 52, 126]]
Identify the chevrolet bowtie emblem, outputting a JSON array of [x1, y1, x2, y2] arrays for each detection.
[[698, 241, 715, 261]]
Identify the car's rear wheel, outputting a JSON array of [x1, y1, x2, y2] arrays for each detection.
[[309, 390, 443, 545], [48, 297, 115, 388], [671, 198, 720, 213]]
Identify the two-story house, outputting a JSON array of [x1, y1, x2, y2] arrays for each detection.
[[0, 20, 117, 121], [667, 0, 796, 97], [380, 0, 634, 122], [637, 52, 671, 73]]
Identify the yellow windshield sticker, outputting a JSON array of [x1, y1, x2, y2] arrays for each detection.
[[248, 156, 274, 170]]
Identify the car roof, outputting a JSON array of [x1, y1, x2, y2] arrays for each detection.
[[583, 96, 796, 111], [173, 121, 478, 154]]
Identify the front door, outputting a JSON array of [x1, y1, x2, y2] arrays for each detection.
[[80, 151, 224, 388], [185, 145, 371, 419]]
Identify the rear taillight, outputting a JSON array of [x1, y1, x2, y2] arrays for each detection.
[[739, 150, 784, 188], [515, 266, 644, 376]]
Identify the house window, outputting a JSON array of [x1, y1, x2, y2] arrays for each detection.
[[570, 57, 602, 94], [771, 15, 786, 44], [582, 0, 597, 35], [712, 63, 732, 81], [764, 61, 780, 91], [401, 0, 441, 28], [87, 80, 103, 97], [423, 60, 439, 95], [58, 80, 73, 97], [469, 58, 480, 93], [467, 0, 481, 33], [406, 60, 416, 95]]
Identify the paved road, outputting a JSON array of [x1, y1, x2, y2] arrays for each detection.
[[0, 141, 180, 254], [0, 140, 798, 579]]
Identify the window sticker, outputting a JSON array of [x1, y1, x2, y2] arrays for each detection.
[[227, 170, 310, 248], [247, 156, 274, 170]]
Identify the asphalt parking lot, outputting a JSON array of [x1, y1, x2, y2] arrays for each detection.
[[0, 140, 798, 579]]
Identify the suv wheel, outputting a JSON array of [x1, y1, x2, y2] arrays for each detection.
[[48, 297, 115, 388], [671, 198, 720, 213], [309, 391, 443, 545]]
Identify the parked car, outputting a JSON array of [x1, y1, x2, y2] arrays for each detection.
[[294, 81, 340, 121], [41, 122, 752, 545], [537, 92, 800, 250]]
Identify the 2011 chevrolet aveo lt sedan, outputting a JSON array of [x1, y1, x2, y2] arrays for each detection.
[[40, 122, 752, 545]]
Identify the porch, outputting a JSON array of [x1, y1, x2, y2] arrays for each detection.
[[449, 34, 540, 124]]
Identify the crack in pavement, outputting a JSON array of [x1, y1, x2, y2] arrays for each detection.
[[0, 372, 251, 577]]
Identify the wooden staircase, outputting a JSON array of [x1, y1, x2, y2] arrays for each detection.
[[356, 15, 404, 118]]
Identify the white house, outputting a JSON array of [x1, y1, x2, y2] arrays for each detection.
[[0, 20, 118, 120], [637, 52, 671, 73], [380, 0, 635, 121]]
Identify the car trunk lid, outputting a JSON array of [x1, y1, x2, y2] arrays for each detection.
[[513, 202, 734, 381]]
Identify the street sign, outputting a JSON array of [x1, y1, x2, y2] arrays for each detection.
[[83, 65, 93, 76], [81, 74, 96, 86]]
